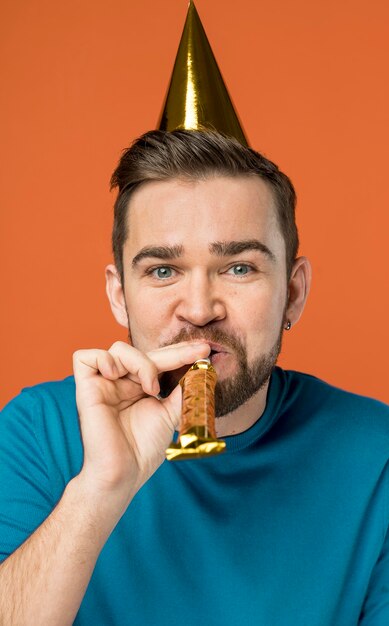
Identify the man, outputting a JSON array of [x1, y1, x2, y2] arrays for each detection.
[[0, 130, 388, 625]]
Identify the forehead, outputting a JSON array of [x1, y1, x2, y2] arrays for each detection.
[[125, 175, 284, 255]]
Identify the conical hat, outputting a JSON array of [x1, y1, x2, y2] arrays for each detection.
[[158, 1, 248, 146]]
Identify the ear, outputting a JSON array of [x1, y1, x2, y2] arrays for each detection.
[[285, 256, 312, 328], [105, 264, 129, 329]]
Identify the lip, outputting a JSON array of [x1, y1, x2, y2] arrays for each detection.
[[207, 342, 230, 355]]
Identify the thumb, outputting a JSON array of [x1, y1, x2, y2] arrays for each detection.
[[160, 384, 182, 432]]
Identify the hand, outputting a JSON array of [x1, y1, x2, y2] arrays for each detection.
[[73, 340, 210, 506]]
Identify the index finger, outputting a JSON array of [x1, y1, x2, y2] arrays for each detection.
[[146, 341, 211, 374]]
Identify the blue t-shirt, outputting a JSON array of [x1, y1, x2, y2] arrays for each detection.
[[1, 367, 388, 625]]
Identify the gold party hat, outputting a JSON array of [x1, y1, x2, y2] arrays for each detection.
[[158, 1, 248, 146]]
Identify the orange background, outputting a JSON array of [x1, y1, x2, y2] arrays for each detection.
[[1, 0, 388, 408]]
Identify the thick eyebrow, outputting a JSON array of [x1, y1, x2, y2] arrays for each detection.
[[210, 239, 276, 263], [132, 244, 184, 268], [132, 239, 276, 268]]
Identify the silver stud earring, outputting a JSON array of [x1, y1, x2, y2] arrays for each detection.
[[285, 320, 292, 331]]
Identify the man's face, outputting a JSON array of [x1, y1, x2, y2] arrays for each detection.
[[120, 175, 289, 416]]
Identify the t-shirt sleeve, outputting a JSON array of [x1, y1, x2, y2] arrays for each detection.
[[0, 390, 55, 563], [358, 480, 389, 624]]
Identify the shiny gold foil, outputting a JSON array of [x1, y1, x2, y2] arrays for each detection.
[[158, 1, 248, 146], [166, 359, 226, 461]]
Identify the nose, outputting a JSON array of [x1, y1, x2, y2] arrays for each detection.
[[175, 271, 226, 327]]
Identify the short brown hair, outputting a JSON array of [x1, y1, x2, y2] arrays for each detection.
[[110, 130, 299, 283]]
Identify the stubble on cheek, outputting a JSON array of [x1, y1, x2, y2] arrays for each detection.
[[156, 325, 283, 417], [126, 299, 285, 417]]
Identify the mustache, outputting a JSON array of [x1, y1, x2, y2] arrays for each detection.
[[160, 326, 245, 358]]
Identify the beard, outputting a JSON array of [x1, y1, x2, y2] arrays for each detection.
[[153, 325, 283, 418]]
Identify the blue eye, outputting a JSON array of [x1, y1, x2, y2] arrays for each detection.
[[153, 266, 173, 279], [229, 264, 250, 276]]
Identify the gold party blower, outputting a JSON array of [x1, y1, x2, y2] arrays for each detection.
[[166, 359, 226, 461]]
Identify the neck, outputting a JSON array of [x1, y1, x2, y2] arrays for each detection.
[[215, 379, 270, 437]]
